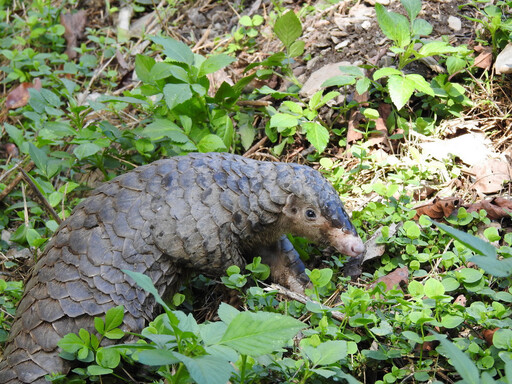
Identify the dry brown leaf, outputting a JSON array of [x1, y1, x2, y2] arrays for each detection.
[[367, 103, 391, 148], [414, 197, 461, 220], [347, 91, 368, 144], [61, 10, 87, 59], [5, 78, 42, 110], [474, 45, 493, 70], [373, 266, 409, 291], [466, 197, 512, 219], [482, 328, 499, 346], [470, 159, 512, 194]]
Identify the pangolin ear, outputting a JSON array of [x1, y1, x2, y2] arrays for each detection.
[[282, 194, 300, 218]]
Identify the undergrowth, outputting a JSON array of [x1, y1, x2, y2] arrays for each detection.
[[1, 0, 512, 383]]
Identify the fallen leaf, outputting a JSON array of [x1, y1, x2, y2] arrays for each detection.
[[367, 103, 391, 148], [61, 10, 87, 59], [5, 78, 42, 109], [482, 328, 499, 346], [347, 90, 369, 144], [414, 197, 461, 220], [473, 45, 493, 70], [466, 197, 512, 220], [470, 158, 512, 194], [373, 266, 409, 291]]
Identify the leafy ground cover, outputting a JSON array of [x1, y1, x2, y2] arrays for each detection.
[[1, 0, 512, 383]]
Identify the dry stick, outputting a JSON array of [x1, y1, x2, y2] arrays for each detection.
[[243, 136, 268, 157], [192, 25, 212, 53], [20, 168, 62, 225], [0, 161, 35, 203]]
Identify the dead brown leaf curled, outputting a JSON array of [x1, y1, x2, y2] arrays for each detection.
[[373, 266, 409, 291], [414, 197, 461, 220], [466, 197, 512, 220], [61, 10, 87, 59], [5, 78, 42, 110]]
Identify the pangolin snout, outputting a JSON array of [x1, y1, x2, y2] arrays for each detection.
[[328, 228, 365, 257]]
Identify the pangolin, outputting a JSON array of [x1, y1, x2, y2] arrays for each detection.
[[0, 152, 364, 383]]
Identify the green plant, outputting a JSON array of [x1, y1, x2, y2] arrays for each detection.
[[227, 15, 264, 54]]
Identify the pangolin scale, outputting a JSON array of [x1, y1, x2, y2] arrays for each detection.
[[0, 152, 364, 383]]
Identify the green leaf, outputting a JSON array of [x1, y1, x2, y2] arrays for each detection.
[[441, 315, 464, 329], [73, 143, 101, 161], [199, 54, 236, 77], [456, 268, 483, 284], [387, 74, 415, 110], [493, 329, 512, 349], [408, 280, 424, 297], [176, 353, 234, 384], [288, 40, 305, 57], [96, 347, 121, 369], [104, 328, 125, 340], [134, 54, 155, 84], [418, 41, 459, 57], [401, 0, 422, 22], [220, 311, 305, 356], [435, 335, 480, 384], [141, 119, 189, 142], [239, 15, 252, 26], [218, 303, 240, 325], [87, 365, 113, 376], [197, 134, 227, 152], [58, 333, 86, 354], [270, 113, 298, 129], [402, 330, 423, 344], [406, 74, 435, 96], [28, 143, 48, 175], [123, 270, 171, 312], [104, 305, 124, 331], [137, 348, 179, 366], [163, 83, 193, 110], [151, 36, 194, 66], [432, 221, 497, 258], [373, 67, 402, 80], [4, 123, 24, 150], [321, 75, 356, 88], [273, 11, 302, 48], [304, 340, 348, 366], [424, 278, 445, 298], [375, 4, 410, 48], [446, 56, 467, 75], [302, 122, 329, 153], [412, 18, 433, 36]]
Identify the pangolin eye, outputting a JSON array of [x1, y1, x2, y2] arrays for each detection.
[[305, 209, 317, 220]]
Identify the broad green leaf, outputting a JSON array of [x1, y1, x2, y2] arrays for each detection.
[[141, 119, 189, 143], [302, 122, 330, 153], [104, 328, 125, 340], [283, 100, 303, 115], [87, 365, 112, 376], [387, 74, 415, 110], [321, 75, 356, 88], [339, 66, 365, 76], [402, 331, 423, 344], [435, 335, 480, 384], [134, 54, 155, 84], [199, 54, 236, 77], [218, 302, 240, 325], [176, 353, 234, 384], [424, 278, 445, 298], [418, 41, 460, 57], [96, 348, 121, 369], [442, 277, 460, 291], [375, 4, 410, 48], [197, 134, 227, 152], [288, 40, 305, 57], [73, 143, 101, 160], [163, 83, 192, 110], [104, 305, 124, 331], [211, 112, 234, 148], [406, 74, 435, 96], [58, 333, 85, 353], [371, 321, 393, 336], [138, 348, 179, 366], [412, 18, 433, 36], [151, 36, 194, 66], [273, 11, 302, 48], [408, 280, 424, 297], [220, 311, 305, 356], [4, 123, 24, 149], [401, 0, 422, 22], [307, 268, 333, 288], [446, 56, 467, 75], [41, 89, 62, 108], [304, 340, 348, 365], [356, 77, 371, 95], [403, 221, 420, 239], [239, 15, 252, 26], [433, 221, 497, 258], [441, 315, 464, 329], [373, 67, 402, 80], [493, 329, 512, 349], [28, 143, 49, 175], [270, 113, 298, 129], [94, 317, 104, 334], [456, 268, 483, 284]]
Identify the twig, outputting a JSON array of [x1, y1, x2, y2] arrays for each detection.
[[20, 168, 62, 225], [243, 136, 268, 157], [192, 25, 211, 53], [0, 161, 35, 203]]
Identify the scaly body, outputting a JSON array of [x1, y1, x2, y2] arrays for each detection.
[[0, 152, 364, 383]]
